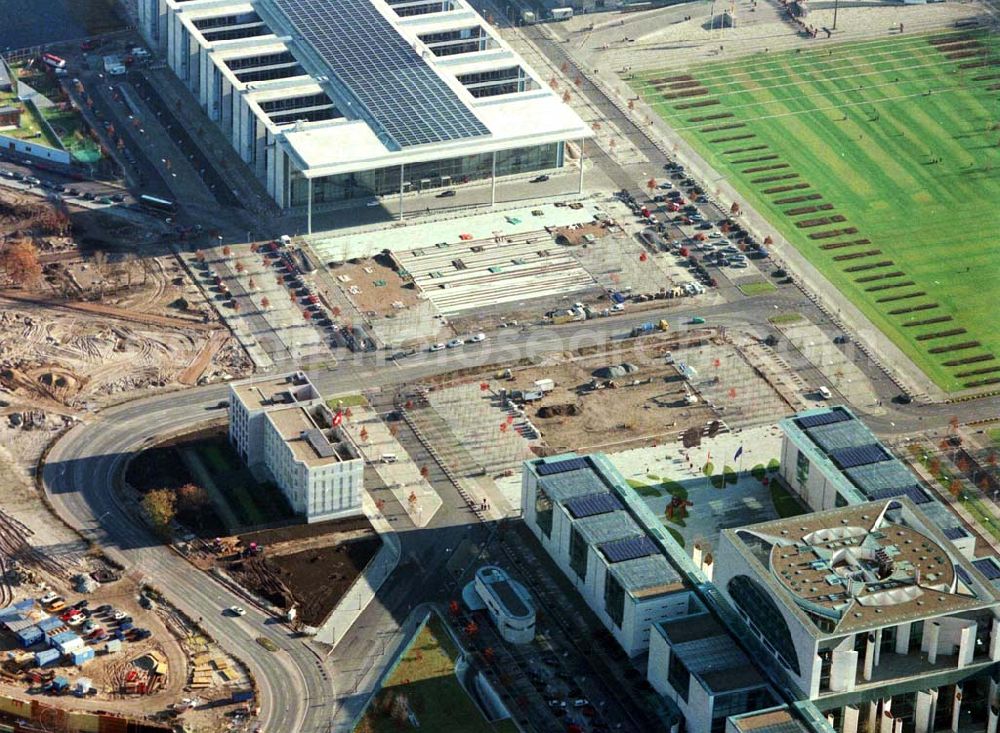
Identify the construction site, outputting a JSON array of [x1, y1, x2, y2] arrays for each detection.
[[195, 519, 381, 629], [0, 188, 251, 466]]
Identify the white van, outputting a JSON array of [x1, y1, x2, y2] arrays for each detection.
[[817, 386, 832, 400], [380, 454, 397, 464]]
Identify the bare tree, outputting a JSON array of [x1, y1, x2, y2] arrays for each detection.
[[0, 239, 42, 286]]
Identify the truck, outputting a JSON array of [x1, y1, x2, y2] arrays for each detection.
[[533, 378, 555, 393], [657, 319, 670, 332], [550, 7, 573, 21], [630, 322, 655, 337]]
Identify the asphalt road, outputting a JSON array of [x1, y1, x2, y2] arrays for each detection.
[[39, 293, 1000, 729]]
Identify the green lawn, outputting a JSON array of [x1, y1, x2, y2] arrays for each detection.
[[194, 439, 292, 528], [359, 616, 517, 733], [739, 280, 779, 297], [327, 393, 369, 409], [769, 312, 803, 325], [633, 30, 1000, 392], [769, 480, 807, 518]]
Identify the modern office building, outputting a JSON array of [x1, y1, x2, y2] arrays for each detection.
[[715, 498, 1000, 733], [228, 373, 364, 522], [778, 406, 975, 558], [138, 0, 592, 226], [522, 453, 694, 656], [648, 602, 776, 733], [463, 565, 536, 644]]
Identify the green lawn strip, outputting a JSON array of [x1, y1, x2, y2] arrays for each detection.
[[361, 616, 511, 733], [988, 428, 1000, 447], [327, 393, 368, 409], [664, 526, 685, 548], [199, 444, 235, 474], [769, 480, 807, 518], [959, 494, 1000, 544], [627, 479, 663, 497], [769, 312, 803, 325], [739, 280, 778, 297], [634, 32, 1000, 391]]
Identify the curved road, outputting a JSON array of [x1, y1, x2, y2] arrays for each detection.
[[40, 296, 1000, 731]]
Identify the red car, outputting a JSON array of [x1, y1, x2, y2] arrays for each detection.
[[60, 610, 82, 622]]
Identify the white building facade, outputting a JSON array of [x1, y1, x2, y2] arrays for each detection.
[[466, 565, 536, 645], [714, 499, 1000, 733], [229, 373, 364, 523], [522, 454, 694, 657], [137, 0, 592, 219]]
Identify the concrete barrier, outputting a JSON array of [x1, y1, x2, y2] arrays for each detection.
[[313, 493, 400, 646]]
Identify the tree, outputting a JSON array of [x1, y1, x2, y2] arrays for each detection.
[[260, 296, 270, 309], [562, 91, 571, 104], [948, 479, 962, 498], [177, 483, 208, 514], [949, 415, 960, 433], [195, 250, 205, 264], [730, 201, 741, 215], [142, 489, 176, 535], [359, 427, 369, 442], [647, 177, 657, 194], [222, 245, 232, 257], [235, 262, 245, 274], [681, 427, 701, 449], [419, 465, 430, 479], [0, 239, 42, 286]]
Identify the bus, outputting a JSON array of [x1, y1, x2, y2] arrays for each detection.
[[42, 53, 67, 70], [138, 194, 177, 213]]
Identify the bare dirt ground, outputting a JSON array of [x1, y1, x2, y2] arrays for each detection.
[[194, 517, 380, 627], [502, 336, 718, 453], [225, 539, 380, 627], [329, 254, 423, 318]]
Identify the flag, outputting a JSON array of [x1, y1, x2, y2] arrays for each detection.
[[734, 446, 744, 461]]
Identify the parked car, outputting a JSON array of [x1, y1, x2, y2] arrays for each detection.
[[112, 609, 127, 621], [817, 386, 832, 400], [469, 333, 486, 343], [446, 338, 465, 348], [228, 606, 247, 617], [40, 591, 59, 605], [531, 174, 550, 183], [429, 342, 446, 352], [436, 189, 456, 198]]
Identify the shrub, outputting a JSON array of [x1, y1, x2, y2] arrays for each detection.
[[702, 461, 714, 477], [766, 458, 780, 473], [723, 466, 737, 484]]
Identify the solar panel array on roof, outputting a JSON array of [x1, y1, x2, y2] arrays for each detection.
[[867, 485, 932, 504], [796, 408, 851, 430], [601, 536, 658, 563], [536, 457, 588, 476], [829, 443, 891, 469], [943, 526, 970, 540], [808, 421, 874, 453], [973, 558, 1000, 581], [273, 0, 490, 148], [565, 492, 623, 519], [956, 566, 972, 585], [845, 461, 922, 497]]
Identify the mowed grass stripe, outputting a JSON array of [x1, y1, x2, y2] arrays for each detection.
[[633, 33, 1000, 391]]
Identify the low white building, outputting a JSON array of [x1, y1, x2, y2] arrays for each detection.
[[648, 605, 775, 733], [464, 565, 536, 645], [229, 373, 364, 522], [522, 453, 694, 657]]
